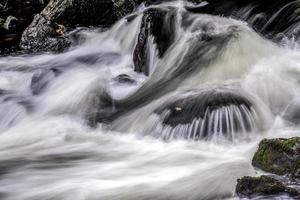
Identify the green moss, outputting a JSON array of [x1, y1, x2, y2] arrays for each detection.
[[238, 175, 273, 183], [293, 158, 300, 168], [252, 139, 269, 170], [252, 137, 300, 175], [292, 158, 300, 177], [283, 137, 300, 149]]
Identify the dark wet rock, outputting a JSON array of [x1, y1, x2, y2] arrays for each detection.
[[113, 74, 136, 84], [20, 0, 73, 53], [155, 88, 253, 127], [0, 0, 49, 54], [187, 0, 300, 39], [0, 34, 20, 47], [31, 68, 60, 95], [145, 87, 260, 140], [2, 0, 300, 53], [133, 8, 176, 75], [236, 137, 300, 198], [252, 137, 300, 178], [117, 22, 237, 113], [20, 0, 141, 52], [236, 175, 300, 198]]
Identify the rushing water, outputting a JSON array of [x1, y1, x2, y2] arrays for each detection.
[[0, 1, 300, 200]]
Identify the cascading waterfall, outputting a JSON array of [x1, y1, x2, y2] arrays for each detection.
[[0, 1, 300, 200]]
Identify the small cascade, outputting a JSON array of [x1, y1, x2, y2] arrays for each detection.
[[140, 86, 269, 142]]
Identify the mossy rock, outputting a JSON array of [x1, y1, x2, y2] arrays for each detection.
[[236, 175, 300, 198], [252, 137, 300, 177]]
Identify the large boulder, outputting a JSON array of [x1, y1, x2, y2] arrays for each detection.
[[148, 87, 259, 141], [252, 137, 300, 178], [20, 0, 140, 52], [236, 175, 300, 198]]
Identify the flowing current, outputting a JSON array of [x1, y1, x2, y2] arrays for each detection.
[[0, 1, 300, 199]]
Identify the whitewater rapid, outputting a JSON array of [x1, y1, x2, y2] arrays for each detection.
[[0, 1, 300, 200]]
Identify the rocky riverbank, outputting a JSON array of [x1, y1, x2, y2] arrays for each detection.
[[236, 137, 300, 199]]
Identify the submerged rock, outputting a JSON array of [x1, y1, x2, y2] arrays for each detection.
[[140, 86, 269, 141], [113, 74, 136, 84], [20, 0, 140, 52], [236, 175, 300, 198], [85, 90, 116, 127], [31, 68, 61, 95], [155, 88, 253, 128], [252, 137, 300, 178], [283, 98, 300, 125]]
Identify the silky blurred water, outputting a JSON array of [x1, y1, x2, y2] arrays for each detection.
[[0, 1, 299, 200]]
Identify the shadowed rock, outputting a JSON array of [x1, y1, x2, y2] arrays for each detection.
[[236, 175, 300, 198], [113, 74, 136, 84], [0, 0, 48, 54], [20, 0, 141, 52], [133, 8, 176, 75], [155, 88, 252, 127], [143, 87, 262, 141], [187, 0, 300, 39]]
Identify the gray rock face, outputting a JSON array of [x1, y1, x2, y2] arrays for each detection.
[[20, 0, 139, 52], [20, 0, 71, 52]]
